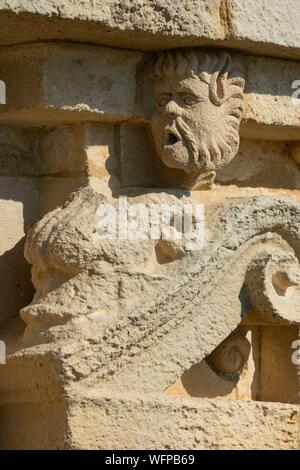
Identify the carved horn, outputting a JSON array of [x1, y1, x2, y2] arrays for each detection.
[[209, 52, 231, 106]]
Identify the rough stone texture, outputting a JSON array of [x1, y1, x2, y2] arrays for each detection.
[[258, 326, 300, 404], [0, 1, 300, 60], [119, 123, 300, 190], [0, 2, 299, 451], [0, 129, 38, 326], [218, 139, 300, 189], [228, 0, 300, 59], [242, 55, 300, 140], [1, 44, 300, 139], [0, 176, 38, 327], [0, 1, 225, 49], [1, 394, 297, 450], [0, 399, 68, 450], [1, 189, 300, 449], [39, 123, 119, 191], [149, 49, 245, 188], [0, 44, 142, 126], [7, 190, 299, 386], [0, 127, 38, 176], [67, 395, 299, 450]]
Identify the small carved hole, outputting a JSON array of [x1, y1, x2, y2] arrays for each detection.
[[272, 272, 297, 297], [165, 132, 179, 145]]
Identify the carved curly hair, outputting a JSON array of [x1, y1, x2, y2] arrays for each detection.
[[153, 48, 245, 107], [152, 49, 245, 173]]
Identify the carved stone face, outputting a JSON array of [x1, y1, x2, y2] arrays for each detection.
[[150, 49, 245, 185], [151, 75, 214, 173]]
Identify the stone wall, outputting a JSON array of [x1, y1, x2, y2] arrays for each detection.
[[0, 0, 299, 450]]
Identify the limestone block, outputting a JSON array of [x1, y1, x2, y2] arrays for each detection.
[[0, 44, 300, 140], [228, 0, 300, 59], [39, 126, 86, 176], [0, 399, 67, 450], [242, 55, 300, 140], [0, 127, 39, 176], [258, 326, 299, 404], [119, 123, 157, 188], [0, 6, 299, 450], [38, 176, 87, 216], [39, 123, 120, 201], [0, 1, 300, 60], [66, 395, 299, 450], [166, 324, 299, 405], [40, 123, 117, 175], [0, 176, 38, 326], [217, 139, 300, 189], [0, 44, 142, 125], [119, 124, 300, 190], [81, 123, 119, 192], [1, 189, 299, 449], [0, 1, 225, 49], [290, 142, 300, 165], [1, 392, 297, 449]]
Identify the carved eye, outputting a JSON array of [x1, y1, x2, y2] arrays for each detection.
[[183, 94, 199, 106], [157, 95, 170, 108]]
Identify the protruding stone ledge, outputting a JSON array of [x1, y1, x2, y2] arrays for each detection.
[[0, 44, 143, 124], [0, 1, 300, 60], [0, 1, 225, 50], [66, 395, 299, 450], [227, 0, 300, 60], [0, 44, 299, 140], [241, 55, 300, 140]]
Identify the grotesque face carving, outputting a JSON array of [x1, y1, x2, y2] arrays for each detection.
[[150, 49, 245, 186]]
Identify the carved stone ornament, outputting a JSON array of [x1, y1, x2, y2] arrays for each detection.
[[150, 49, 245, 188], [0, 31, 299, 450]]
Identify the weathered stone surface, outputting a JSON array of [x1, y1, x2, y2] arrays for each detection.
[[0, 9, 299, 449], [1, 44, 299, 139], [40, 123, 118, 182], [67, 395, 299, 450], [120, 124, 300, 189], [0, 176, 38, 326], [38, 176, 87, 217], [0, 393, 297, 450], [166, 324, 299, 405], [258, 326, 300, 404], [149, 49, 245, 187], [0, 1, 300, 60], [228, 0, 300, 59], [0, 44, 142, 125], [291, 142, 300, 166], [242, 55, 300, 140], [0, 127, 38, 176], [1, 190, 299, 449], [0, 0, 225, 49], [217, 139, 300, 189], [11, 189, 299, 392]]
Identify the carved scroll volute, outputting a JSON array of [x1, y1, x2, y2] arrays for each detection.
[[244, 251, 300, 325], [206, 328, 251, 378]]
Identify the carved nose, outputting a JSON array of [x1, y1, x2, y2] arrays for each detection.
[[164, 100, 181, 116]]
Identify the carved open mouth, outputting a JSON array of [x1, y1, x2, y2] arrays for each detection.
[[163, 129, 181, 147]]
